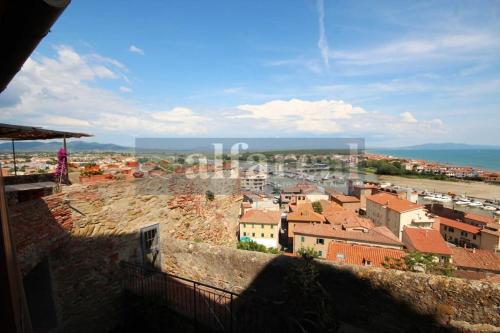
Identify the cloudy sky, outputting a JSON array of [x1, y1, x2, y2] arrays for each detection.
[[1, 0, 499, 147]]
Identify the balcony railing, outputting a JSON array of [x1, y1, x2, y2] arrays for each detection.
[[119, 261, 272, 333]]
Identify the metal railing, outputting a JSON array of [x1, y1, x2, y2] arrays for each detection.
[[119, 261, 272, 332]]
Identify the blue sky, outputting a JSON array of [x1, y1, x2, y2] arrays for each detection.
[[1, 0, 499, 147]]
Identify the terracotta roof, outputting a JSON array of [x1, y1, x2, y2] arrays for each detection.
[[293, 224, 402, 247], [239, 209, 281, 225], [289, 201, 313, 213], [327, 242, 406, 268], [282, 183, 317, 194], [287, 209, 325, 223], [464, 212, 495, 225], [402, 227, 452, 256], [319, 200, 344, 213], [451, 247, 500, 273], [438, 217, 481, 234], [331, 194, 360, 204], [323, 210, 375, 229], [367, 192, 423, 213], [481, 224, 500, 237]]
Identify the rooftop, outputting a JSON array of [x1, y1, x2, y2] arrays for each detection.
[[239, 209, 281, 225], [323, 210, 375, 229], [451, 247, 500, 273], [330, 194, 360, 204], [367, 192, 424, 213], [287, 209, 325, 223], [327, 242, 406, 268], [294, 224, 403, 247], [402, 227, 452, 256], [438, 217, 481, 234], [0, 123, 91, 140], [464, 212, 495, 225]]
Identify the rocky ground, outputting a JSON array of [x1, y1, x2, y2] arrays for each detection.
[[63, 176, 242, 247]]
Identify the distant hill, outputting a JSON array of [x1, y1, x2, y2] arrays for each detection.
[[397, 143, 500, 150], [0, 141, 131, 152]]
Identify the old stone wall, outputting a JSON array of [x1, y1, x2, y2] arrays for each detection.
[[9, 193, 72, 275], [9, 178, 242, 332], [161, 236, 500, 332]]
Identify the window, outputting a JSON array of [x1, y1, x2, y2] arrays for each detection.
[[141, 224, 160, 269], [270, 233, 274, 238], [317, 238, 324, 245], [242, 223, 246, 228], [473, 234, 477, 240], [301, 236, 305, 242], [449, 227, 454, 232], [243, 232, 246, 236], [318, 251, 323, 257], [363, 259, 372, 266], [252, 224, 255, 228], [270, 225, 274, 229], [443, 226, 447, 231], [261, 224, 264, 229], [461, 231, 468, 237], [252, 232, 255, 237], [261, 233, 264, 237]]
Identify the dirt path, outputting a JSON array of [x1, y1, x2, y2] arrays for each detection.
[[377, 175, 500, 200]]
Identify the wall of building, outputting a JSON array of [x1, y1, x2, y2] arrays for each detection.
[[440, 225, 481, 248], [365, 199, 386, 227], [481, 232, 500, 252], [239, 222, 279, 248], [161, 236, 500, 332]]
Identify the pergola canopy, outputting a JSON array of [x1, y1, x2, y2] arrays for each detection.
[[0, 123, 92, 141]]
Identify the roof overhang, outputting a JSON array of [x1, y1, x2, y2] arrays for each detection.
[[0, 123, 92, 140]]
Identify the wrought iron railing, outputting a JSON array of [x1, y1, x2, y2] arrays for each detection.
[[119, 261, 272, 332]]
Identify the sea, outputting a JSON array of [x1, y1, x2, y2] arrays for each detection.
[[370, 149, 500, 172]]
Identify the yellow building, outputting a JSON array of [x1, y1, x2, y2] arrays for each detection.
[[239, 209, 281, 249]]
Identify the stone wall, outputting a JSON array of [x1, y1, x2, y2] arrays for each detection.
[[161, 236, 500, 332], [9, 193, 72, 275], [9, 178, 242, 332]]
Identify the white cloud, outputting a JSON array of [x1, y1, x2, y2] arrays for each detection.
[[0, 45, 210, 136], [231, 98, 365, 133], [316, 0, 329, 68], [228, 98, 445, 138], [129, 45, 144, 55], [400, 112, 417, 123], [119, 86, 132, 93], [332, 33, 500, 65]]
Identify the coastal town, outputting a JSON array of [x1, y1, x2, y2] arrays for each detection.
[[3, 143, 499, 283], [2, 0, 500, 331]]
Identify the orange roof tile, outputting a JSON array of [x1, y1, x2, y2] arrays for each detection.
[[323, 210, 375, 229], [331, 194, 360, 204], [287, 209, 325, 223], [438, 217, 481, 234], [293, 224, 402, 247], [289, 201, 314, 213], [319, 200, 344, 213], [402, 227, 452, 256], [451, 248, 500, 272], [464, 212, 495, 225], [239, 209, 281, 225], [327, 242, 406, 268], [367, 192, 424, 213]]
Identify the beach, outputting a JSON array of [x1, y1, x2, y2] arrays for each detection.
[[378, 175, 500, 201]]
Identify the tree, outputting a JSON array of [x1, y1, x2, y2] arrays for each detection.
[[237, 240, 280, 254], [283, 247, 338, 332], [404, 251, 454, 276], [312, 201, 323, 214]]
